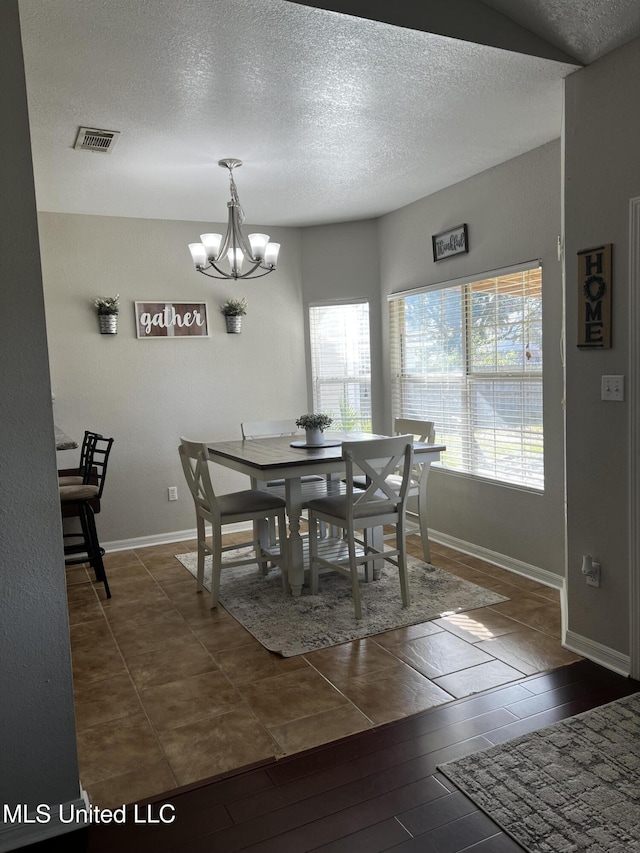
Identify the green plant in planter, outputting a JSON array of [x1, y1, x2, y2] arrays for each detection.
[[220, 297, 248, 317], [296, 413, 333, 432], [94, 294, 120, 315]]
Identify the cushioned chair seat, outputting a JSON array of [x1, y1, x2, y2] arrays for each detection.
[[217, 489, 287, 517], [58, 475, 86, 487], [306, 494, 395, 519], [59, 483, 100, 501]]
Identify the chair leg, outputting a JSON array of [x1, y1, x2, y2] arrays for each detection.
[[196, 515, 205, 592], [211, 528, 223, 609], [81, 503, 111, 599], [347, 526, 362, 620], [397, 518, 410, 608]]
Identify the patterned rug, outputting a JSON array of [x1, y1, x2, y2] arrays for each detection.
[[439, 691, 640, 853], [175, 551, 507, 656]]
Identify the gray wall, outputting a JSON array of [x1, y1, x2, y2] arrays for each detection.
[[0, 0, 80, 815], [564, 38, 640, 654], [40, 213, 308, 544], [300, 219, 383, 430], [378, 141, 565, 576]]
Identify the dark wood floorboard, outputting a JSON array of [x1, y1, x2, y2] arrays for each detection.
[[23, 660, 639, 853]]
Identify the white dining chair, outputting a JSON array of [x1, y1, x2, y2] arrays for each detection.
[[352, 417, 435, 561], [306, 434, 414, 619], [179, 438, 289, 607]]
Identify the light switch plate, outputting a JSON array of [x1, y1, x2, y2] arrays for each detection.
[[601, 375, 624, 401]]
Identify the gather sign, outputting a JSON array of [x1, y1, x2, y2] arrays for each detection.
[[135, 302, 209, 339]]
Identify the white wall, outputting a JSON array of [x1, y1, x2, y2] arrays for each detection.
[[0, 0, 80, 825], [564, 37, 640, 656], [378, 141, 565, 576], [40, 212, 308, 545]]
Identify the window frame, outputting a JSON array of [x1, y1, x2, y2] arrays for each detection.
[[388, 260, 544, 492], [307, 298, 372, 432]]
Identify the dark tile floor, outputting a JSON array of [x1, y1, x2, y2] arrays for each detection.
[[66, 534, 580, 808]]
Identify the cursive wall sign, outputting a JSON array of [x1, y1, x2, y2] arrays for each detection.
[[135, 302, 209, 339], [577, 244, 612, 348], [432, 223, 469, 262]]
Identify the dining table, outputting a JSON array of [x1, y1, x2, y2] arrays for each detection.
[[207, 431, 445, 596]]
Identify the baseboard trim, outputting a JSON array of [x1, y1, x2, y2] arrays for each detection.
[[102, 523, 252, 554], [0, 792, 89, 852], [564, 630, 630, 677], [428, 528, 564, 591]]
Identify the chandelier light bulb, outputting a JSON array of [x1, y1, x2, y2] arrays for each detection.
[[187, 159, 280, 280], [188, 242, 207, 268], [227, 247, 244, 274], [248, 233, 270, 260], [264, 242, 280, 267], [200, 233, 223, 261]]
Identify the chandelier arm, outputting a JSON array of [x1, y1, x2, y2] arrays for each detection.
[[197, 260, 272, 280]]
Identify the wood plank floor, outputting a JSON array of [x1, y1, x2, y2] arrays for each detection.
[[27, 658, 639, 853]]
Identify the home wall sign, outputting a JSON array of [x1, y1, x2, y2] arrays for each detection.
[[135, 302, 209, 339], [577, 244, 612, 348], [432, 223, 469, 262]]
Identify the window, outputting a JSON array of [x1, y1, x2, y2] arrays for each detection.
[[309, 301, 371, 431], [389, 264, 543, 490]]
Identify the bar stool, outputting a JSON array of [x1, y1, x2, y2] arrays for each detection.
[[60, 434, 114, 598]]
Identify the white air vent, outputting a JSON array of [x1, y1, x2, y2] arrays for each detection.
[[74, 127, 120, 153]]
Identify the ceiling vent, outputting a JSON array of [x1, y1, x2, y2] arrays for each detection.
[[74, 127, 120, 153]]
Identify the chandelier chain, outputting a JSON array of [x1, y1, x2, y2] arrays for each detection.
[[228, 170, 245, 226]]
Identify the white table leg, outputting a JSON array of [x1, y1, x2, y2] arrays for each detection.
[[285, 477, 304, 596], [369, 525, 384, 580], [418, 460, 433, 562]]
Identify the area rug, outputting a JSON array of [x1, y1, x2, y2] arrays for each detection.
[[175, 551, 507, 656], [439, 691, 640, 853]]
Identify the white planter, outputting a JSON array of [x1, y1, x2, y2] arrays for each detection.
[[225, 316, 242, 334], [305, 427, 324, 446]]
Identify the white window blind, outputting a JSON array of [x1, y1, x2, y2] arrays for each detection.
[[309, 301, 371, 431], [389, 265, 543, 490]]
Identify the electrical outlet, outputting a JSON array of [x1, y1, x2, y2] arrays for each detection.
[[601, 375, 624, 401], [167, 486, 178, 501], [586, 564, 601, 587]]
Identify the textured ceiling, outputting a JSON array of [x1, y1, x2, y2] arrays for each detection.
[[481, 0, 640, 65], [17, 0, 639, 227]]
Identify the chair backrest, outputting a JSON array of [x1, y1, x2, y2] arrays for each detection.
[[82, 433, 114, 499], [394, 417, 435, 444], [179, 437, 219, 518], [241, 419, 300, 439], [79, 430, 102, 474], [342, 435, 414, 517]]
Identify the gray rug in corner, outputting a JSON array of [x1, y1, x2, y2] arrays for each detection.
[[439, 691, 640, 853], [175, 551, 507, 656]]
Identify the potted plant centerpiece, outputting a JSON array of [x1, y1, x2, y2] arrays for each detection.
[[221, 297, 247, 334], [94, 294, 119, 335], [296, 413, 333, 446]]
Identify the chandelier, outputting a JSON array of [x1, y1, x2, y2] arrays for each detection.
[[188, 159, 280, 280]]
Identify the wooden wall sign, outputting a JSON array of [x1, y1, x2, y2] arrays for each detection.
[[432, 224, 468, 262], [577, 244, 612, 348], [135, 302, 209, 339]]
